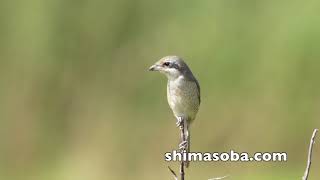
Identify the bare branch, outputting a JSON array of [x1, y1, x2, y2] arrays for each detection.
[[208, 175, 229, 180], [179, 117, 186, 180], [168, 117, 186, 180], [302, 129, 318, 180], [168, 166, 178, 180]]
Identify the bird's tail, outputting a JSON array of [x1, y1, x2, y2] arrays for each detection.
[[185, 124, 190, 168]]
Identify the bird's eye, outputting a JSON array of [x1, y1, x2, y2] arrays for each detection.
[[163, 62, 170, 67]]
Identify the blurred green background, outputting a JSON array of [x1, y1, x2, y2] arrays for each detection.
[[0, 0, 320, 179]]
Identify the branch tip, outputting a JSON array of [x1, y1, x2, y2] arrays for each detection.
[[208, 175, 230, 180], [302, 129, 318, 180], [168, 166, 178, 180]]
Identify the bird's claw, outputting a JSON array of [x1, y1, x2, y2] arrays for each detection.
[[179, 140, 188, 151], [176, 118, 183, 128]]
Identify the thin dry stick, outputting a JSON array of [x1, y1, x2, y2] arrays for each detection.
[[208, 175, 229, 180], [179, 117, 186, 180], [168, 166, 178, 180], [168, 117, 187, 180], [302, 129, 318, 180]]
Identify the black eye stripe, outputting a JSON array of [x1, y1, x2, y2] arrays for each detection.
[[163, 62, 170, 66], [163, 61, 179, 69]]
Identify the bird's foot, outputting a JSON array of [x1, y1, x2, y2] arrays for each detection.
[[179, 140, 188, 151], [176, 118, 183, 128]]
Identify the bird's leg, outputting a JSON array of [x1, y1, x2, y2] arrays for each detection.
[[177, 116, 188, 151], [180, 123, 190, 152]]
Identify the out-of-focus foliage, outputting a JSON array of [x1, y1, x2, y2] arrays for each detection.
[[0, 0, 319, 179]]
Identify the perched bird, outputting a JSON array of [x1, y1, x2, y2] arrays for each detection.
[[149, 56, 201, 167]]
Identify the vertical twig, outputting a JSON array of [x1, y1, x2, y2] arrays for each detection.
[[168, 117, 186, 180], [179, 117, 186, 180], [302, 129, 318, 180]]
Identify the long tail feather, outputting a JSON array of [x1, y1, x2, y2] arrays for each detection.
[[185, 122, 190, 168]]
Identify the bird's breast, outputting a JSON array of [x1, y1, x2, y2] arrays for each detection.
[[167, 78, 200, 122]]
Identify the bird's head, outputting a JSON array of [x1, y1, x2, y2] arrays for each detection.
[[149, 56, 191, 80]]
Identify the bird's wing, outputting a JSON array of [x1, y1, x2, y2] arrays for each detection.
[[194, 79, 201, 104]]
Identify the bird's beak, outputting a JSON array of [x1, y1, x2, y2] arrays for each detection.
[[148, 64, 161, 71]]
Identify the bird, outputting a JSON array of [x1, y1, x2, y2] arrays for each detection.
[[149, 55, 200, 167]]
